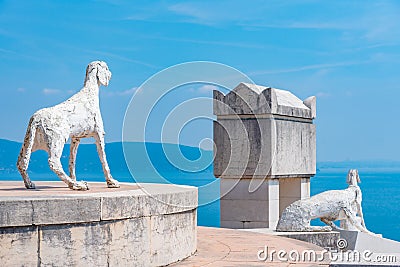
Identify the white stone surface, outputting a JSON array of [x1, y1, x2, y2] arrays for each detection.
[[242, 227, 340, 250], [220, 179, 280, 229], [279, 178, 310, 216], [220, 199, 270, 222], [213, 83, 316, 179], [17, 61, 119, 190], [39, 219, 149, 266], [213, 82, 316, 118], [0, 226, 38, 266], [271, 120, 316, 177], [303, 96, 316, 119], [150, 211, 197, 266], [214, 83, 316, 229], [339, 229, 400, 253], [276, 170, 376, 234], [0, 182, 198, 267]]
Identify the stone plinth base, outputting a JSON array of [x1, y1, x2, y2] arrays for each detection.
[[277, 231, 340, 250], [242, 228, 340, 250], [220, 177, 310, 230], [0, 181, 198, 267], [220, 178, 279, 229], [279, 177, 310, 215], [339, 230, 400, 253]]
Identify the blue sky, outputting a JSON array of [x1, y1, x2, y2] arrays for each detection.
[[1, 0, 400, 161]]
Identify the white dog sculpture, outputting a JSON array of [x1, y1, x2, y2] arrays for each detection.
[[17, 61, 120, 191], [276, 169, 374, 234]]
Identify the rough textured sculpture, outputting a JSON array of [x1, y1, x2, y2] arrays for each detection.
[[276, 169, 374, 234], [17, 61, 120, 190]]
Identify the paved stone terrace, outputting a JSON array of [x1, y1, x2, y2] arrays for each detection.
[[0, 181, 329, 266], [173, 227, 330, 267]]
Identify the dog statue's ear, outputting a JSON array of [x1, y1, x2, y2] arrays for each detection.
[[346, 169, 351, 184], [96, 62, 110, 86], [86, 63, 98, 77], [85, 64, 91, 78], [356, 169, 361, 183]]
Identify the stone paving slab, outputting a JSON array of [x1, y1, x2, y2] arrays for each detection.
[[173, 227, 330, 267]]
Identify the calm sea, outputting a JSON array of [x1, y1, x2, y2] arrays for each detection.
[[1, 168, 399, 242]]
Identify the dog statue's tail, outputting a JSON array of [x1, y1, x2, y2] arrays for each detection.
[[17, 116, 38, 189]]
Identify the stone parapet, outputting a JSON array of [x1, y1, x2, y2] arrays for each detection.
[[0, 181, 198, 267]]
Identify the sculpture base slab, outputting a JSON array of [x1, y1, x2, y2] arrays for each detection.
[[331, 231, 400, 266], [0, 181, 198, 267], [277, 231, 340, 250], [241, 228, 340, 250], [339, 230, 400, 253]]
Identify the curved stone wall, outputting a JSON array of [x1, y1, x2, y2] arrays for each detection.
[[0, 181, 197, 266]]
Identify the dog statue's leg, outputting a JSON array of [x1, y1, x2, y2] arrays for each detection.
[[357, 202, 367, 228], [17, 118, 37, 189], [354, 188, 367, 228], [342, 207, 377, 235], [69, 137, 80, 182], [17, 143, 35, 189], [94, 133, 120, 188], [48, 142, 88, 191], [321, 218, 342, 230]]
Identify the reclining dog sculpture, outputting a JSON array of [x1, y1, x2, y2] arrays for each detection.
[[276, 169, 374, 234], [17, 61, 120, 190]]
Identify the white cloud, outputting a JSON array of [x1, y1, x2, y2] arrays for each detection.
[[166, 1, 400, 44], [198, 84, 218, 94], [119, 87, 137, 96], [316, 92, 331, 98], [345, 91, 353, 97], [102, 87, 138, 97], [150, 36, 264, 49], [168, 3, 216, 25], [42, 88, 61, 95], [17, 88, 26, 93], [249, 60, 372, 76]]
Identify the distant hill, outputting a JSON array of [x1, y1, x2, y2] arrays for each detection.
[[2, 139, 400, 178], [0, 139, 213, 176], [317, 160, 400, 171]]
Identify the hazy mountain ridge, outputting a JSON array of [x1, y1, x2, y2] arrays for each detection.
[[1, 139, 400, 176]]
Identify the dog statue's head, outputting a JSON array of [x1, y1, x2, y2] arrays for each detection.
[[347, 169, 361, 186], [85, 61, 112, 86]]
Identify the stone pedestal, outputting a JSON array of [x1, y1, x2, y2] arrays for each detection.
[[279, 177, 310, 216], [220, 178, 279, 229], [214, 83, 316, 229], [0, 181, 198, 267]]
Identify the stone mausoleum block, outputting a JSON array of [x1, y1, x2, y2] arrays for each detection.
[[214, 83, 316, 229]]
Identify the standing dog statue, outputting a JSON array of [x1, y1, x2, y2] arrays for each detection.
[[276, 169, 375, 235], [17, 61, 120, 190]]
